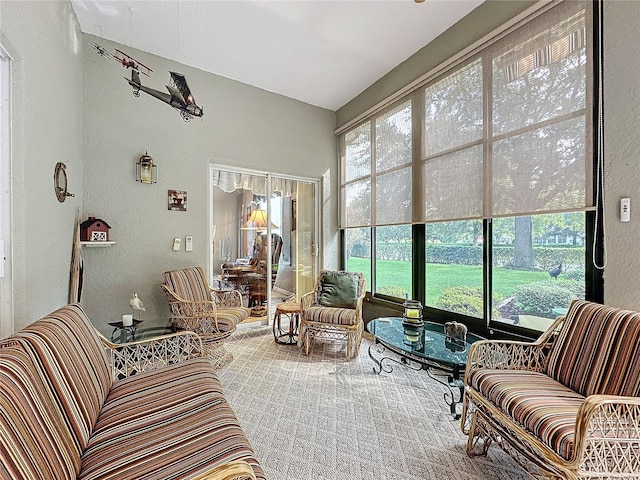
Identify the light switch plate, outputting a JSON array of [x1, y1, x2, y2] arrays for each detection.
[[185, 235, 193, 252], [172, 237, 181, 251]]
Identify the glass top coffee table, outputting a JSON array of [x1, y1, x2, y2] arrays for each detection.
[[366, 317, 484, 419]]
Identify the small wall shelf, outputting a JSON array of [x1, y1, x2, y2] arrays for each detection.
[[81, 241, 116, 248]]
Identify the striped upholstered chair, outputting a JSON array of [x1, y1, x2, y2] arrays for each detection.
[[462, 299, 640, 478], [161, 266, 251, 368], [298, 270, 366, 360]]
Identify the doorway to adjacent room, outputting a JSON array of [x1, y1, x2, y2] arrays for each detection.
[[210, 166, 318, 324]]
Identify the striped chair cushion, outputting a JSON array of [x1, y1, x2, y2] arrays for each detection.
[[79, 358, 265, 480], [16, 304, 113, 452], [0, 343, 82, 480], [304, 305, 357, 326], [468, 369, 584, 460], [217, 308, 251, 329], [162, 266, 211, 302], [545, 299, 640, 397]]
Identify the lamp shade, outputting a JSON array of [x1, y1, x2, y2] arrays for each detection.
[[244, 209, 278, 231]]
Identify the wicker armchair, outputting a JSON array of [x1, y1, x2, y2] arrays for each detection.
[[160, 266, 250, 368], [462, 300, 640, 479], [298, 270, 366, 360]]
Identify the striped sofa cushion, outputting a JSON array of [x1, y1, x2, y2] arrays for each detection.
[[0, 343, 82, 480], [162, 266, 211, 302], [79, 358, 265, 480], [16, 304, 113, 452], [545, 300, 640, 397], [304, 305, 357, 326], [468, 369, 584, 460]]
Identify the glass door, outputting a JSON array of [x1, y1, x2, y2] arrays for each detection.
[[211, 167, 318, 322], [295, 181, 317, 300]]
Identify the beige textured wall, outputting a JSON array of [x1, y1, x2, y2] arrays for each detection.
[[1, 1, 84, 329], [80, 35, 336, 334], [601, 0, 640, 309]]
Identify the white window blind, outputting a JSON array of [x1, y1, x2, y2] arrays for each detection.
[[489, 4, 589, 218], [423, 60, 483, 221], [341, 100, 412, 228], [340, 1, 591, 227]]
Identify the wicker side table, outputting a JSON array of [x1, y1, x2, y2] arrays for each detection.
[[273, 302, 301, 345]]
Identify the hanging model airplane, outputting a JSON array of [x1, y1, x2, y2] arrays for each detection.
[[127, 70, 204, 122], [93, 43, 153, 77]]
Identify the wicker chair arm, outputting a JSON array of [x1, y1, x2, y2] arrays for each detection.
[[465, 315, 563, 375], [210, 289, 243, 308], [465, 339, 550, 375], [355, 296, 365, 322], [300, 291, 315, 312], [190, 460, 257, 480], [100, 331, 203, 379], [571, 394, 640, 473], [161, 283, 220, 331]]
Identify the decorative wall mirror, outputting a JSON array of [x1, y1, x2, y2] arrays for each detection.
[[54, 162, 74, 202]]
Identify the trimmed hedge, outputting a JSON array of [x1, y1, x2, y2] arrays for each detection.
[[351, 242, 584, 270]]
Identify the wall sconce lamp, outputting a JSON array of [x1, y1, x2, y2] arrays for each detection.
[[136, 151, 157, 184]]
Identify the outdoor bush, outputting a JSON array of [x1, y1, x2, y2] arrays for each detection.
[[496, 246, 585, 269], [426, 245, 482, 265], [436, 286, 499, 320], [558, 278, 585, 299], [563, 269, 585, 281], [376, 285, 406, 298], [514, 280, 575, 318]]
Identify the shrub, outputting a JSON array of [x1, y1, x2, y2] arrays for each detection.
[[376, 286, 406, 298], [514, 280, 575, 318], [436, 286, 499, 320]]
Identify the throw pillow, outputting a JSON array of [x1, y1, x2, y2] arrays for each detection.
[[318, 271, 359, 308]]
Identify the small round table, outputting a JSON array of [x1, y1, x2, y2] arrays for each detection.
[[273, 302, 302, 345]]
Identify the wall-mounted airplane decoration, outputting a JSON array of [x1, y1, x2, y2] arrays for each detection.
[[127, 70, 204, 122], [94, 43, 203, 122]]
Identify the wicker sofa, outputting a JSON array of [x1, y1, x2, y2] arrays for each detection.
[[0, 304, 264, 480], [462, 299, 640, 479]]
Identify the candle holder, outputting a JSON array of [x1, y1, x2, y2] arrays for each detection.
[[402, 299, 424, 327]]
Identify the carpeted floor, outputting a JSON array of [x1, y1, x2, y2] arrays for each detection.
[[218, 326, 529, 480]]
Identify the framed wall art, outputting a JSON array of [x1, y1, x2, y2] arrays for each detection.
[[168, 190, 187, 211]]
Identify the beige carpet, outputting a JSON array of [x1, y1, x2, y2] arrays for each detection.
[[218, 327, 529, 480]]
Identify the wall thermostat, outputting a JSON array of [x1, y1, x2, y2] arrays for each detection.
[[621, 198, 631, 222]]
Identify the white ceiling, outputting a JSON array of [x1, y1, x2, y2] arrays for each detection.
[[71, 0, 483, 111]]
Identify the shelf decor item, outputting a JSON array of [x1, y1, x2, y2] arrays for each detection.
[[136, 151, 157, 184], [80, 217, 111, 242]]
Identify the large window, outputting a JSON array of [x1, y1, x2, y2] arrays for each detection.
[[339, 1, 598, 333]]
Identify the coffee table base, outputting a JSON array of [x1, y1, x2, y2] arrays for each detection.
[[368, 342, 464, 419]]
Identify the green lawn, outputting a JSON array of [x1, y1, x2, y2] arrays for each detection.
[[347, 257, 549, 304]]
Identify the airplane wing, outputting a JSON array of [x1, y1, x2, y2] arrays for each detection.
[[115, 48, 153, 76], [169, 72, 196, 105], [165, 85, 186, 105]]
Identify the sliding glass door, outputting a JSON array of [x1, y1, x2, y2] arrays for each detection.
[[210, 166, 318, 322]]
